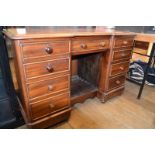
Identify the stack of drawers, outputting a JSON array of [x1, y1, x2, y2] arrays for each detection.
[[107, 36, 134, 99], [18, 39, 71, 128]]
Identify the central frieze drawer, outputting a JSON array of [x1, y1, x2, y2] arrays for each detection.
[[72, 38, 110, 54], [28, 75, 69, 99], [110, 61, 129, 76], [24, 58, 70, 79], [21, 41, 70, 59], [30, 92, 70, 121]]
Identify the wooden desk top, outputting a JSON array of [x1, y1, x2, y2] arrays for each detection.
[[3, 27, 136, 40], [135, 33, 155, 43]]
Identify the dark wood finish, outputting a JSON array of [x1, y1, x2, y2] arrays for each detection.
[[114, 37, 134, 48], [24, 57, 70, 79], [28, 75, 70, 100], [71, 75, 97, 105], [30, 92, 70, 121], [113, 49, 132, 61], [71, 59, 78, 75], [110, 61, 130, 76], [72, 37, 110, 55], [78, 53, 101, 86], [134, 40, 149, 50], [71, 75, 97, 98], [21, 40, 70, 59], [71, 91, 97, 106], [28, 108, 71, 129], [3, 27, 135, 128], [98, 87, 124, 103], [108, 75, 126, 90]]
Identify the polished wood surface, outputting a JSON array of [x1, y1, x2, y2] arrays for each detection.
[[113, 49, 132, 61], [110, 61, 130, 76], [21, 40, 70, 59], [18, 81, 155, 129], [108, 75, 125, 90], [114, 37, 134, 48], [4, 27, 135, 128], [30, 92, 70, 121], [28, 75, 70, 100], [135, 33, 155, 43], [134, 40, 149, 50], [71, 36, 110, 55], [24, 58, 70, 79], [3, 27, 135, 40]]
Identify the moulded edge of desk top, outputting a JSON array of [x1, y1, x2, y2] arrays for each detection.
[[3, 28, 136, 40]]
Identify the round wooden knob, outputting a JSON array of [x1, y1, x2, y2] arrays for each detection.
[[100, 42, 106, 47], [48, 85, 54, 91], [46, 64, 54, 72], [49, 103, 55, 109], [119, 66, 124, 70], [123, 41, 128, 45], [80, 43, 87, 49], [121, 52, 126, 57], [116, 80, 121, 84], [45, 47, 53, 54]]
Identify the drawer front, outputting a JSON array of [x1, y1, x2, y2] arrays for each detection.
[[113, 49, 132, 61], [114, 38, 133, 48], [25, 58, 70, 79], [72, 38, 110, 54], [21, 41, 70, 59], [30, 92, 70, 120], [28, 75, 69, 99], [134, 41, 149, 50], [110, 61, 129, 76], [108, 75, 126, 90]]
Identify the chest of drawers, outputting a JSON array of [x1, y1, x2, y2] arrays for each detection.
[[3, 28, 135, 128]]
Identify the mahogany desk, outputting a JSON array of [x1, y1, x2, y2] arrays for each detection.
[[3, 27, 135, 128]]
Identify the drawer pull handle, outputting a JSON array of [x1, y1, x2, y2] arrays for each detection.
[[100, 42, 106, 47], [46, 64, 54, 72], [48, 85, 54, 91], [80, 43, 87, 49], [119, 66, 124, 70], [49, 103, 55, 109], [123, 41, 128, 45], [121, 53, 126, 57], [115, 80, 121, 84], [45, 47, 53, 54]]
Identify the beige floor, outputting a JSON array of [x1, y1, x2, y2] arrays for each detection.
[[18, 81, 155, 129]]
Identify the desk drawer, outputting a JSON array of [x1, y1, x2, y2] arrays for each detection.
[[72, 38, 110, 54], [113, 49, 132, 61], [134, 41, 149, 50], [30, 92, 70, 121], [21, 41, 70, 59], [114, 38, 133, 48], [110, 61, 129, 76], [108, 75, 126, 90], [28, 75, 69, 99], [25, 58, 70, 79]]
